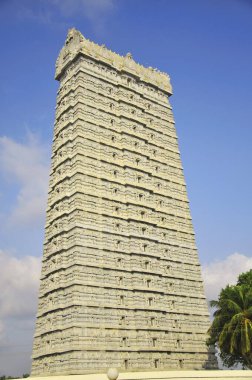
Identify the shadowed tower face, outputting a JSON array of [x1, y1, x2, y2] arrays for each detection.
[[31, 28, 215, 376]]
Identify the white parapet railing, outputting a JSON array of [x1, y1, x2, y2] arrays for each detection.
[[14, 370, 252, 380]]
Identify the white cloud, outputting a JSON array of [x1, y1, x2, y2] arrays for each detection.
[[202, 252, 252, 302], [0, 250, 41, 319], [0, 320, 4, 342], [0, 250, 41, 375], [53, 0, 115, 21], [15, 0, 115, 29], [52, 0, 115, 32], [0, 133, 50, 227]]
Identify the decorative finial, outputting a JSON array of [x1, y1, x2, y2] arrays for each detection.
[[107, 368, 119, 380], [126, 52, 133, 59], [65, 28, 84, 46]]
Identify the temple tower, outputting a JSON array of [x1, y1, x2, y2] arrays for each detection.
[[32, 28, 214, 375]]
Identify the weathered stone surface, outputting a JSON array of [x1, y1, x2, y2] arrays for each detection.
[[31, 28, 216, 376]]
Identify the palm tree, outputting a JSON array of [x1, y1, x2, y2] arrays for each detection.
[[207, 284, 252, 369], [238, 269, 252, 287]]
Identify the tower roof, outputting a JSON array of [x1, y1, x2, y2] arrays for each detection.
[[55, 28, 172, 95]]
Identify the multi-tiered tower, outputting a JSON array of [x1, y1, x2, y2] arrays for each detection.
[[32, 29, 214, 376]]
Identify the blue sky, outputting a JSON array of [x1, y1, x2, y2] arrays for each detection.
[[0, 0, 251, 376]]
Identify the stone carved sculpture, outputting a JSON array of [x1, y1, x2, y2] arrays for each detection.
[[31, 28, 216, 376]]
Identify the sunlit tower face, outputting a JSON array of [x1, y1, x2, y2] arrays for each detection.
[[31, 28, 215, 376]]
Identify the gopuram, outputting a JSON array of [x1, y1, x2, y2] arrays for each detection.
[[31, 28, 216, 376]]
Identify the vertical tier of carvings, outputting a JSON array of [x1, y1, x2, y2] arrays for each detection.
[[31, 29, 216, 376]]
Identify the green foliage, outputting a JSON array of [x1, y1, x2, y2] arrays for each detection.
[[237, 269, 252, 287], [208, 269, 252, 369]]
